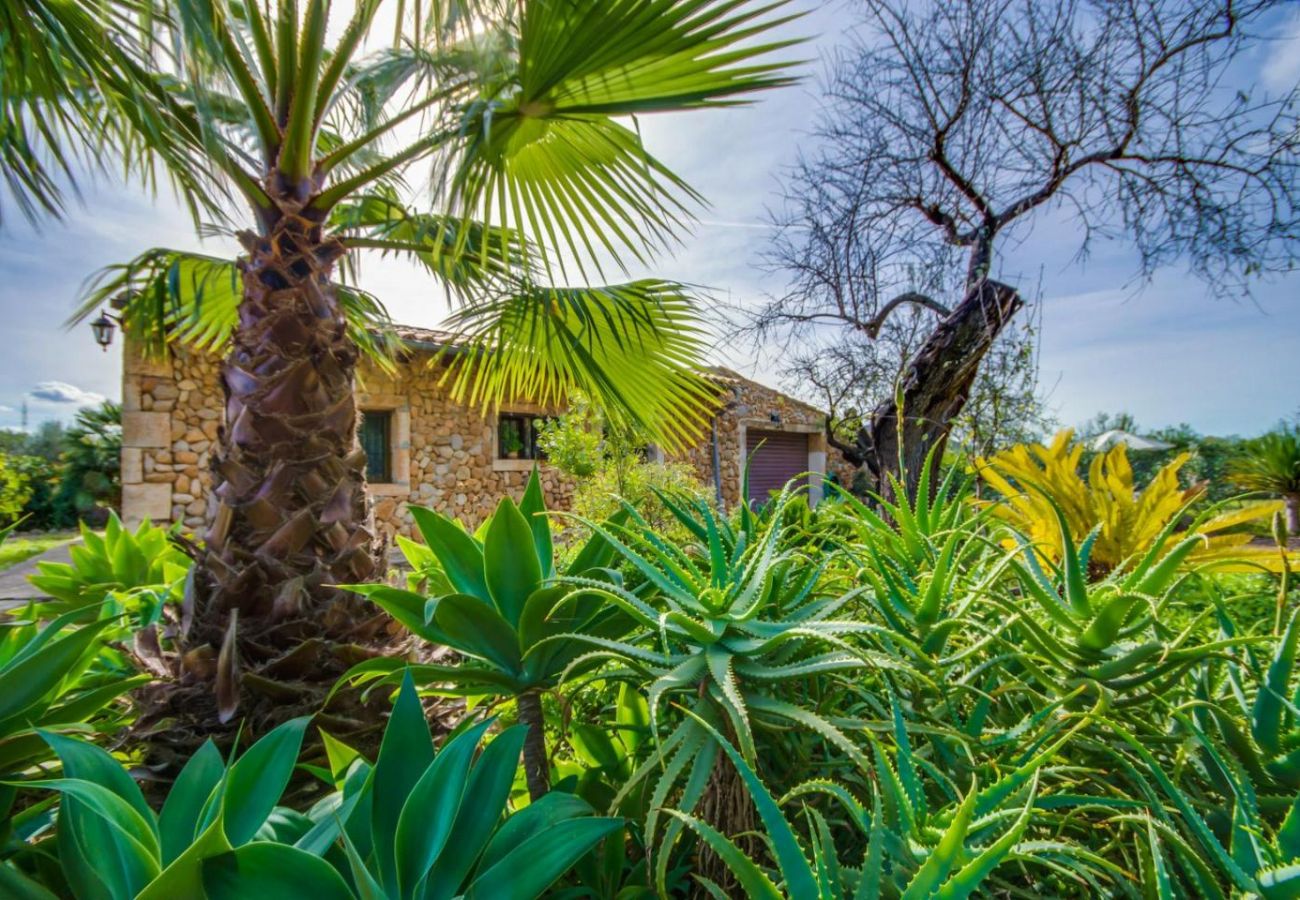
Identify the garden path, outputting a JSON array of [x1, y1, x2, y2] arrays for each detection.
[[0, 541, 72, 610]]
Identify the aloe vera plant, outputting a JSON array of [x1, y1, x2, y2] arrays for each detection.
[[994, 499, 1262, 705], [544, 490, 900, 889], [342, 469, 630, 800], [6, 671, 617, 899], [665, 712, 1114, 898]]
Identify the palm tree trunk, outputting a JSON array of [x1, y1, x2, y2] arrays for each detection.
[[182, 214, 387, 727], [517, 688, 551, 801], [1285, 492, 1300, 538]]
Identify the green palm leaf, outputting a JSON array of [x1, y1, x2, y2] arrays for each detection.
[[440, 279, 719, 450]]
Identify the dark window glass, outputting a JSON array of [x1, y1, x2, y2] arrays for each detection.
[[360, 411, 392, 482], [498, 414, 551, 460]]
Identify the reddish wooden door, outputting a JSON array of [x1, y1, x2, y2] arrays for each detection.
[[745, 429, 808, 504]]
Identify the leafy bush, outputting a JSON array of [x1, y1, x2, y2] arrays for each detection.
[[51, 401, 122, 525], [0, 454, 33, 527], [344, 470, 631, 800], [1229, 424, 1300, 533], [537, 393, 713, 541], [4, 672, 618, 899], [977, 428, 1290, 574], [28, 513, 190, 616]]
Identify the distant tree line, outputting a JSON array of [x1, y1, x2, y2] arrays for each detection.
[[0, 401, 121, 530]]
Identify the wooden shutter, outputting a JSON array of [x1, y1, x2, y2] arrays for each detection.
[[745, 429, 808, 504]]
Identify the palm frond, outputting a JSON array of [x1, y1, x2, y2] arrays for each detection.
[[331, 187, 526, 290], [69, 248, 402, 367], [447, 0, 803, 279], [439, 279, 720, 450]]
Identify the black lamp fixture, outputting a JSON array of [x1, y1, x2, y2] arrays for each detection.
[[89, 310, 119, 351]]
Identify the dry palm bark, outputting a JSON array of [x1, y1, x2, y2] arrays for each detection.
[[134, 207, 405, 765]]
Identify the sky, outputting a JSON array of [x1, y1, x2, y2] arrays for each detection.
[[0, 1, 1296, 438]]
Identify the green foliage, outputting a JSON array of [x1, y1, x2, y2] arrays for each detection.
[[537, 392, 714, 540], [343, 470, 628, 701], [51, 402, 122, 523], [0, 607, 147, 848], [0, 405, 122, 530], [0, 454, 34, 526], [6, 672, 618, 899], [10, 434, 1300, 897], [28, 513, 190, 616], [1230, 424, 1300, 501]]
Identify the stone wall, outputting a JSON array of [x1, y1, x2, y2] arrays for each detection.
[[121, 342, 858, 535], [671, 369, 857, 507]]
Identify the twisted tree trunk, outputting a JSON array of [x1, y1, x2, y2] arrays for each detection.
[[836, 277, 1022, 499]]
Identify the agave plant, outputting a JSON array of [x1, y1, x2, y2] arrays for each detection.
[[0, 606, 147, 843], [5, 672, 618, 899], [342, 470, 630, 800], [977, 429, 1290, 575], [28, 513, 190, 616]]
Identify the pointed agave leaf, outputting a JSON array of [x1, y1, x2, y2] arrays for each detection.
[[430, 593, 523, 674], [0, 617, 115, 725], [157, 740, 225, 865], [373, 672, 436, 895], [394, 717, 495, 899], [483, 497, 544, 627], [201, 843, 355, 900], [463, 816, 625, 900], [409, 506, 489, 599], [214, 717, 311, 847], [519, 468, 555, 580], [423, 725, 530, 900]]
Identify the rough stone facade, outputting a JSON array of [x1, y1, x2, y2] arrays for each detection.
[[120, 331, 857, 537]]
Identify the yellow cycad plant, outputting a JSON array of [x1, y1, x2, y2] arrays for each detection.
[[975, 429, 1290, 575]]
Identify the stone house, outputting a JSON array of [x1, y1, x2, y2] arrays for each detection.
[[119, 326, 855, 537]]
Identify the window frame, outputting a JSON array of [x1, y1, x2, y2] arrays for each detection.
[[360, 409, 394, 484], [492, 409, 557, 472]]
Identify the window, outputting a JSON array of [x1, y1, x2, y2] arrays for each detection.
[[497, 414, 550, 460], [359, 411, 392, 482]]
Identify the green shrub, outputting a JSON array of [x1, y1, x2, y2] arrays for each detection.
[[0, 454, 32, 528], [3, 672, 617, 900], [28, 512, 190, 617], [51, 401, 122, 525], [343, 469, 632, 801]]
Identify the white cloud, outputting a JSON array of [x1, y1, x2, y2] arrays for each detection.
[[1262, 10, 1300, 92], [28, 381, 106, 406]]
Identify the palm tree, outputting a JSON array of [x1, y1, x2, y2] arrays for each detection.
[[1230, 425, 1300, 535], [31, 0, 799, 737]]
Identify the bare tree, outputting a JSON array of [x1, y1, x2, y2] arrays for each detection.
[[755, 0, 1299, 496]]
